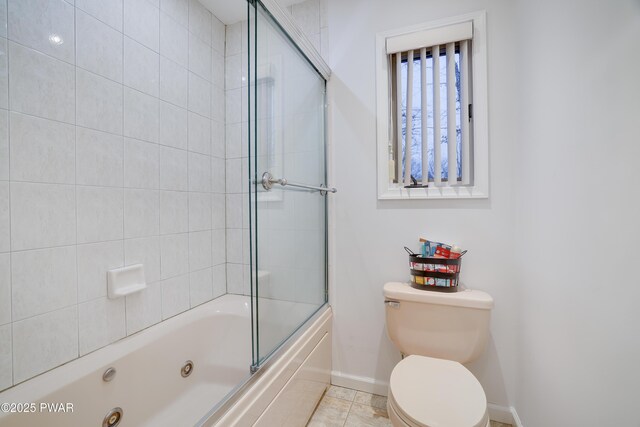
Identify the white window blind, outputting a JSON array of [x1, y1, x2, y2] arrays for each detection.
[[387, 22, 473, 187]]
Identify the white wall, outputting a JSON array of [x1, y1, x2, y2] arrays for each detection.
[[327, 0, 640, 424], [513, 0, 640, 425], [326, 0, 519, 409]]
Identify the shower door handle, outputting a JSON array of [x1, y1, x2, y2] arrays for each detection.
[[261, 172, 337, 195]]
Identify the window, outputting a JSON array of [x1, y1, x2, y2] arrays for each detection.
[[376, 12, 489, 199]]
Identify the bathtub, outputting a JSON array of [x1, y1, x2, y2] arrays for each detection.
[[0, 295, 332, 427]]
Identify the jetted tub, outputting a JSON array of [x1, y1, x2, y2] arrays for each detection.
[[0, 295, 332, 427]]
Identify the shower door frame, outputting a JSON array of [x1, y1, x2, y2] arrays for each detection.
[[195, 0, 332, 425], [248, 0, 332, 372]]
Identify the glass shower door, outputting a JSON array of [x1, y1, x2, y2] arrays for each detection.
[[248, 1, 328, 369]]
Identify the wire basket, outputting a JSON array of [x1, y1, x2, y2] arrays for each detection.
[[405, 247, 467, 292]]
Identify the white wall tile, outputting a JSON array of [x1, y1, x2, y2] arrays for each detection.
[[0, 110, 7, 180], [319, 0, 327, 28], [9, 42, 75, 124], [188, 34, 211, 81], [124, 236, 160, 283], [0, 253, 10, 324], [242, 264, 251, 296], [124, 137, 159, 189], [225, 122, 241, 159], [13, 306, 78, 383], [159, 190, 188, 234], [77, 68, 123, 135], [1, 0, 237, 386], [211, 86, 224, 122], [124, 0, 159, 52], [124, 88, 159, 143], [0, 1, 7, 39], [10, 182, 75, 251], [211, 50, 224, 89], [76, 127, 124, 187], [225, 21, 241, 57], [188, 72, 210, 118], [76, 0, 123, 31], [160, 11, 187, 68], [211, 156, 225, 194], [188, 0, 211, 45], [211, 119, 224, 159], [159, 100, 187, 150], [125, 281, 161, 334], [189, 267, 211, 307], [225, 54, 241, 91], [211, 228, 225, 266], [187, 112, 210, 155], [9, 112, 75, 184], [124, 37, 159, 97], [77, 186, 124, 244], [78, 297, 125, 355], [188, 192, 211, 232], [0, 183, 7, 254], [241, 87, 249, 123], [292, 0, 320, 37], [320, 26, 329, 60], [124, 189, 159, 238], [225, 158, 242, 193], [160, 0, 187, 28], [212, 263, 225, 297], [226, 228, 242, 264], [159, 145, 187, 191], [159, 56, 187, 108], [0, 324, 11, 390], [11, 245, 76, 321], [189, 230, 211, 271], [211, 193, 225, 230], [76, 10, 123, 83], [8, 0, 75, 63], [188, 152, 211, 193], [160, 232, 188, 278], [161, 273, 189, 319], [213, 17, 227, 53], [225, 193, 242, 229], [242, 193, 249, 228], [225, 88, 241, 125], [242, 228, 250, 264], [77, 240, 124, 302], [0, 37, 9, 110], [226, 263, 243, 295]]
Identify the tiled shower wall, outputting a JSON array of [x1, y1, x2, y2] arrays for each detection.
[[288, 0, 329, 59], [0, 0, 228, 391], [224, 19, 250, 296]]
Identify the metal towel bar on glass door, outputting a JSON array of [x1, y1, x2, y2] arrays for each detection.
[[261, 172, 337, 195]]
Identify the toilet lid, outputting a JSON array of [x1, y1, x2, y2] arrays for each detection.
[[389, 355, 488, 427]]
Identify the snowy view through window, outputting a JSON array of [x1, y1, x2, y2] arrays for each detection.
[[400, 52, 462, 182]]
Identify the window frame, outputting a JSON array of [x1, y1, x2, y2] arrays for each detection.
[[375, 11, 489, 200]]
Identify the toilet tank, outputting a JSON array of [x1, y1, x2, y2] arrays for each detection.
[[383, 282, 493, 364]]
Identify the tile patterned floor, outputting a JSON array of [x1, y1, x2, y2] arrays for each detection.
[[307, 385, 513, 427]]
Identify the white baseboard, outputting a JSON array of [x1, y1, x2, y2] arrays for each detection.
[[330, 371, 389, 396], [487, 403, 523, 427], [511, 406, 523, 427]]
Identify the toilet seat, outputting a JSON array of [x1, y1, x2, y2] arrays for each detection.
[[388, 355, 489, 427]]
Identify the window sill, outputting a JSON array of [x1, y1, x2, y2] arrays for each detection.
[[377, 185, 489, 200]]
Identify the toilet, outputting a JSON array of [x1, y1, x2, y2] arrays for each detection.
[[383, 282, 494, 427]]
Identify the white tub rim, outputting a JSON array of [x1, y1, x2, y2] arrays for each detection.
[[0, 294, 251, 405]]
